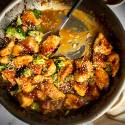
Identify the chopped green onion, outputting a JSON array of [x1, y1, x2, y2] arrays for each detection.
[[0, 64, 6, 71], [31, 102, 40, 111], [22, 68, 32, 77]]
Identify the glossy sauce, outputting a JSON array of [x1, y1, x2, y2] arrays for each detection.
[[53, 9, 99, 58]]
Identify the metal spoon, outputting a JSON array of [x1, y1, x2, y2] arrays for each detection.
[[43, 0, 83, 38], [42, 0, 90, 59]]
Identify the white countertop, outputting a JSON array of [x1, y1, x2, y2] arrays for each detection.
[[0, 2, 125, 125], [110, 2, 125, 30]]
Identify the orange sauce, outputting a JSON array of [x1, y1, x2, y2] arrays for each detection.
[[58, 29, 89, 54]]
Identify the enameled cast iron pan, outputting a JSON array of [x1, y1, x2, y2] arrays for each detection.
[[0, 0, 125, 125]]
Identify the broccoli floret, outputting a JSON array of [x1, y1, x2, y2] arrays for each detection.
[[10, 84, 21, 96], [28, 30, 44, 43], [22, 68, 32, 77], [32, 9, 41, 18], [33, 56, 45, 65], [31, 102, 40, 111], [6, 64, 16, 70], [6, 26, 16, 37], [57, 61, 65, 69], [36, 25, 46, 33], [0, 64, 6, 71], [105, 64, 112, 76], [51, 73, 58, 82], [17, 16, 22, 26], [51, 74, 60, 87], [6, 26, 25, 40], [54, 57, 65, 70]]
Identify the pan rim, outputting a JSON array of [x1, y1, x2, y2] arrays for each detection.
[[0, 0, 125, 124]]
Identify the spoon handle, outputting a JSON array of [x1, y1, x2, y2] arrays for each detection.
[[67, 0, 83, 18], [59, 0, 83, 30]]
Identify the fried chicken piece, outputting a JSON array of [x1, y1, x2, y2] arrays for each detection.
[[93, 53, 107, 68], [37, 90, 46, 101], [40, 35, 61, 55], [95, 68, 109, 90], [21, 36, 39, 53], [29, 64, 43, 75], [108, 52, 120, 77], [89, 85, 100, 99], [0, 40, 14, 57], [18, 94, 33, 108], [44, 81, 65, 100], [94, 33, 112, 55], [32, 75, 44, 84], [22, 11, 41, 26], [2, 69, 16, 86], [74, 60, 93, 82], [73, 82, 88, 97], [64, 94, 83, 109], [42, 100, 63, 114], [0, 56, 10, 64], [16, 77, 35, 93], [13, 55, 33, 68], [12, 44, 24, 56], [43, 60, 56, 76], [58, 64, 73, 81]]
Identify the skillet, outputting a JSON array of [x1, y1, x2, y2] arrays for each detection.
[[0, 0, 125, 125]]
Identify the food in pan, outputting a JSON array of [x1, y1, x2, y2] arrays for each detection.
[[0, 8, 120, 114]]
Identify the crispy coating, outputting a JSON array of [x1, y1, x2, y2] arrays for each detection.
[[93, 53, 107, 68], [74, 60, 93, 82], [2, 69, 16, 86], [0, 40, 15, 57], [32, 75, 44, 84], [16, 77, 35, 93], [0, 56, 10, 64], [95, 68, 109, 90], [18, 94, 33, 108], [58, 64, 73, 81], [22, 11, 41, 26], [43, 60, 56, 76], [12, 44, 24, 56], [40, 35, 61, 55], [89, 85, 100, 98], [29, 64, 43, 75], [21, 37, 39, 53], [108, 52, 120, 77], [94, 33, 112, 55], [64, 94, 83, 109], [44, 81, 65, 100], [73, 82, 88, 97], [13, 55, 33, 68], [37, 90, 46, 101], [42, 100, 63, 114]]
